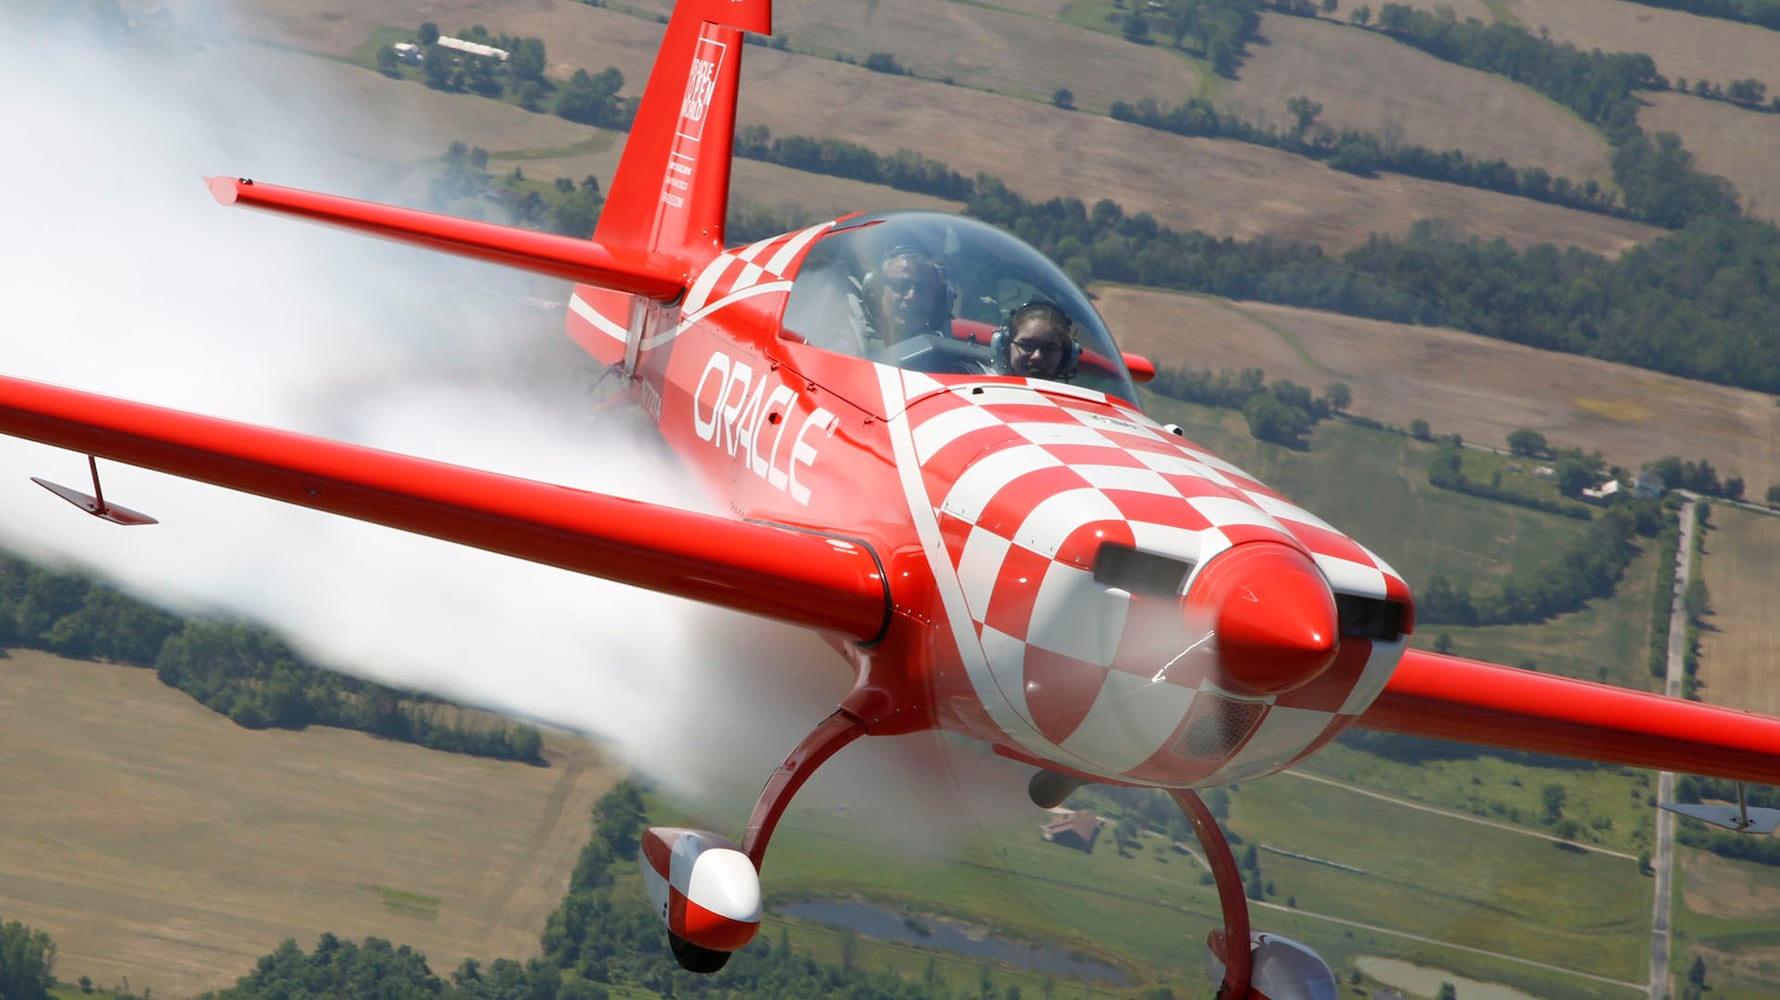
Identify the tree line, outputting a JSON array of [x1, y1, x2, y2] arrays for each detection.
[[1415, 497, 1668, 627], [0, 550, 544, 764], [963, 185, 1780, 395], [1113, 0, 1266, 77], [1368, 3, 1741, 229], [716, 159, 1780, 394], [200, 781, 1063, 1000], [1147, 365, 1351, 448], [1109, 93, 1629, 219]]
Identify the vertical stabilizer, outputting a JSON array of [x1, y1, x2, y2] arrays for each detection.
[[594, 0, 770, 264]]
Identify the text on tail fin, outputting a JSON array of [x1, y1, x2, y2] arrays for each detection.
[[593, 0, 772, 265]]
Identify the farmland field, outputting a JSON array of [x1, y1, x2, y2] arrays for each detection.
[[1640, 92, 1780, 225], [750, 742, 1650, 998], [1098, 285, 1780, 492], [1695, 504, 1780, 715], [1513, 0, 1780, 99], [185, 0, 1665, 255], [1219, 13, 1614, 186], [0, 649, 617, 997], [14, 0, 1780, 996]]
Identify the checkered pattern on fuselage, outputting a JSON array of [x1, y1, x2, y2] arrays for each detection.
[[891, 372, 1410, 786]]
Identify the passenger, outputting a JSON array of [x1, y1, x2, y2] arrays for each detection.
[[995, 300, 1079, 381], [866, 246, 953, 346]]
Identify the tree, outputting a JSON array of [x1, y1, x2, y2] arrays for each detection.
[[1115, 817, 1140, 854], [1555, 456, 1594, 498], [1350, 4, 1371, 26], [418, 21, 439, 45], [1437, 983, 1458, 1000], [1244, 393, 1312, 447], [1321, 381, 1351, 413], [1052, 87, 1075, 110], [1684, 578, 1711, 619], [376, 45, 400, 75], [0, 917, 56, 1000], [1433, 633, 1453, 654], [509, 37, 547, 82], [1123, 12, 1150, 43], [1767, 483, 1780, 507], [1506, 429, 1547, 457], [423, 46, 452, 90], [1285, 95, 1323, 140], [556, 67, 627, 127], [1542, 782, 1568, 823], [1410, 418, 1431, 440]]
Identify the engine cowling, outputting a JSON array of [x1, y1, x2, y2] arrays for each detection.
[[639, 827, 762, 952]]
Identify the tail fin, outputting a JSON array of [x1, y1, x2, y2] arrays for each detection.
[[594, 0, 771, 263]]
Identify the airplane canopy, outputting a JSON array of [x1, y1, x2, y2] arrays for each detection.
[[780, 212, 1139, 402]]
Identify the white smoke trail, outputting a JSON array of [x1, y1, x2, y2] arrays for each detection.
[[0, 11, 863, 803]]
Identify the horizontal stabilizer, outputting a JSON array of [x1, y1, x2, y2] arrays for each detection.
[[1660, 802, 1780, 835], [206, 177, 688, 301]]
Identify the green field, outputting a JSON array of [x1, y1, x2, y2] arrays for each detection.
[[744, 763, 1650, 997], [1139, 394, 1599, 595]]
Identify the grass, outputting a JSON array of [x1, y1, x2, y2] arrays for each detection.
[[1137, 394, 1597, 591], [1225, 777, 1650, 982], [1695, 504, 1780, 714], [1670, 845, 1780, 996], [1297, 748, 1659, 856], [732, 742, 1654, 992], [0, 650, 618, 998]]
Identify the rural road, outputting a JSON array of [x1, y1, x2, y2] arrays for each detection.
[[1649, 498, 1695, 999]]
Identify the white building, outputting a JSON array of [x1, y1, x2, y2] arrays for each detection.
[[438, 36, 509, 62]]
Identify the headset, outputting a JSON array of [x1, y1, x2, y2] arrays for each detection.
[[991, 299, 1081, 379], [860, 244, 955, 338]]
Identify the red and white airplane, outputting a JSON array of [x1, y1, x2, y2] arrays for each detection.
[[4, 1, 1778, 995]]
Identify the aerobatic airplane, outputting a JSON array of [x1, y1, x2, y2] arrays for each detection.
[[4, 1, 1779, 996]]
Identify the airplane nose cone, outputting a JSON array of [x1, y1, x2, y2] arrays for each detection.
[[1187, 541, 1338, 697]]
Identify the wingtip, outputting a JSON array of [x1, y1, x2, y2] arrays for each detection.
[[205, 175, 243, 205]]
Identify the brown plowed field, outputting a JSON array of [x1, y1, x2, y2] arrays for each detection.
[[1095, 285, 1780, 490], [1640, 91, 1780, 224], [198, 0, 1663, 255], [1221, 14, 1614, 186], [1514, 0, 1780, 98], [0, 650, 617, 997]]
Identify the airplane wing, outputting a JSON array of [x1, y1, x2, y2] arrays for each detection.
[[1355, 649, 1780, 783], [0, 373, 890, 643]]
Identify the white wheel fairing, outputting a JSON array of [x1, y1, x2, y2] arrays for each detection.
[[639, 827, 761, 951]]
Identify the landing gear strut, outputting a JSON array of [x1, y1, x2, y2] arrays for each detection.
[[642, 708, 869, 973], [1168, 788, 1337, 1000]]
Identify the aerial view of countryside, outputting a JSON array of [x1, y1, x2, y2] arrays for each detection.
[[3, 0, 1779, 998]]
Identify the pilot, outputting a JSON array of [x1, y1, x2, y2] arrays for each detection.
[[994, 300, 1080, 381], [866, 246, 953, 347]]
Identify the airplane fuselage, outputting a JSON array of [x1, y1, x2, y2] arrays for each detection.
[[569, 213, 1417, 791]]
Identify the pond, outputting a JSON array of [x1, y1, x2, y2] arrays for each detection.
[[1354, 956, 1541, 1000], [778, 899, 1134, 985]]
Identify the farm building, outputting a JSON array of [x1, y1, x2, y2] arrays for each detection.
[[1040, 809, 1102, 852], [438, 36, 509, 62]]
